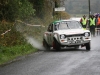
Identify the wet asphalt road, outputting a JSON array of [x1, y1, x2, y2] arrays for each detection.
[[0, 36, 100, 75]]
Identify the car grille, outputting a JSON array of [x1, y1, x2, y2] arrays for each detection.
[[67, 35, 84, 44], [67, 37, 83, 41]]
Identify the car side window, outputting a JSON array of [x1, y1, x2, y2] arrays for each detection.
[[54, 24, 58, 31], [47, 24, 53, 32]]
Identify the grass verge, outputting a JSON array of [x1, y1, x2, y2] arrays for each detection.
[[0, 43, 37, 65]]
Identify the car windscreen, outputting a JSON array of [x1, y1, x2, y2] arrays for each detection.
[[55, 21, 82, 30]]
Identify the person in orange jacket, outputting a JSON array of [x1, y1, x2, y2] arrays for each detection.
[[96, 15, 100, 35]]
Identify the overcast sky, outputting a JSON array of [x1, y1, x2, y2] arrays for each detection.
[[64, 0, 100, 16]]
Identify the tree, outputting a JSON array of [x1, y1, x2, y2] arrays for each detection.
[[18, 0, 35, 20], [0, 0, 35, 21], [0, 0, 35, 46], [28, 0, 44, 18]]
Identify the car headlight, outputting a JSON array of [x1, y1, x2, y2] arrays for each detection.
[[60, 35, 66, 39], [84, 32, 90, 37]]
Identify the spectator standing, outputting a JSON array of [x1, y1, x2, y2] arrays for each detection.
[[80, 15, 88, 29], [96, 15, 100, 35], [89, 15, 96, 37]]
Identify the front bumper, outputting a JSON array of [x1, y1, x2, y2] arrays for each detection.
[[59, 36, 91, 46]]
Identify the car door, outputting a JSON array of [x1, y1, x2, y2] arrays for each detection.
[[47, 24, 54, 46]]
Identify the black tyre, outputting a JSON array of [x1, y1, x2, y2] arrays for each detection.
[[85, 42, 91, 51], [43, 39, 50, 50], [53, 39, 61, 50]]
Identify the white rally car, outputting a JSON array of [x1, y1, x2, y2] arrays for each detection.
[[43, 20, 91, 51]]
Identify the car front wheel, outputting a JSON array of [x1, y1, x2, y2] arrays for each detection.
[[53, 38, 61, 51], [85, 42, 91, 51]]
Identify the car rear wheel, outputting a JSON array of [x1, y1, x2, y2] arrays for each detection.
[[85, 42, 91, 51], [43, 39, 50, 50]]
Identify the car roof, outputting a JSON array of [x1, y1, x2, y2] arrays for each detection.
[[70, 17, 81, 21], [52, 19, 78, 24]]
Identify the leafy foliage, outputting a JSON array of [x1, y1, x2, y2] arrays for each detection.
[[18, 0, 35, 19], [0, 0, 36, 47], [0, 22, 25, 46], [0, 0, 35, 21], [0, 0, 17, 21], [28, 0, 44, 18]]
